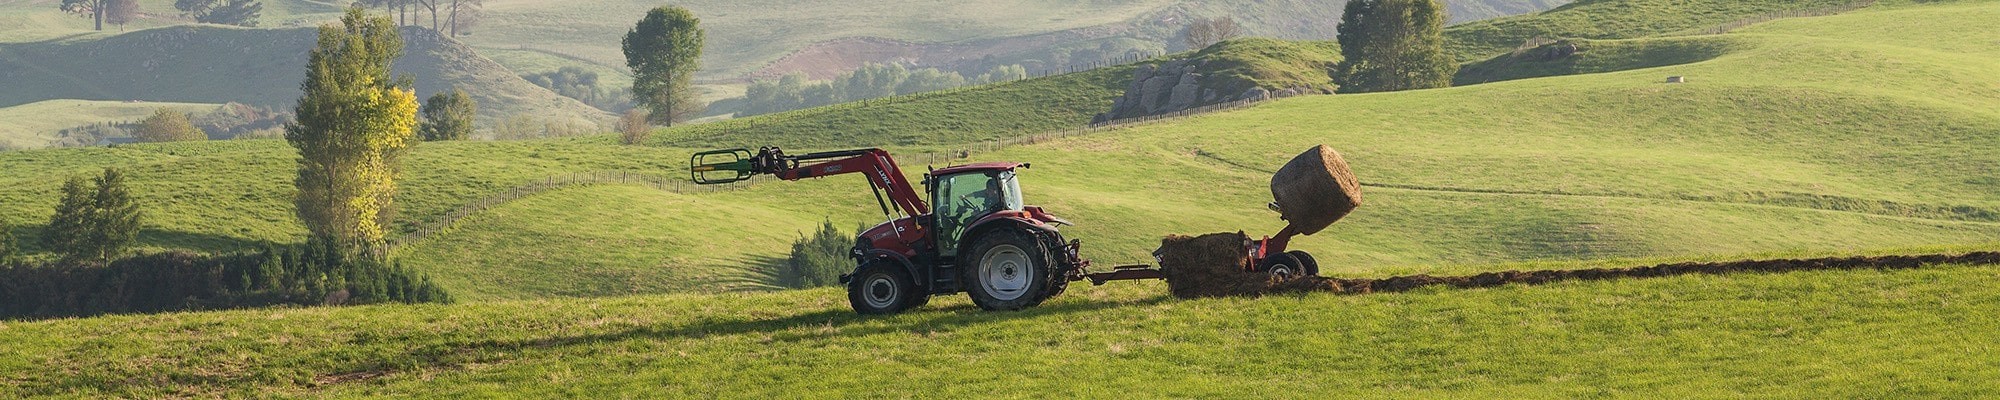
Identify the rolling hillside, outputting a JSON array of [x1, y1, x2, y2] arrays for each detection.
[[4, 0, 1996, 302], [0, 25, 607, 138], [3, 0, 2000, 396], [1443, 0, 1856, 61]]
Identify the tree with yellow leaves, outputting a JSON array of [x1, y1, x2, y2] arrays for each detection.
[[285, 5, 419, 253]]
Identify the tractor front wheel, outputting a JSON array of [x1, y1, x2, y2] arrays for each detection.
[[848, 261, 919, 315], [963, 229, 1058, 311]]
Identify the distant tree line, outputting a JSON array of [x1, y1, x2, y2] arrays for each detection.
[[738, 63, 1028, 117], [521, 67, 637, 113], [0, 243, 450, 321], [59, 0, 140, 31], [355, 0, 482, 37], [0, 167, 444, 321], [175, 0, 262, 27]]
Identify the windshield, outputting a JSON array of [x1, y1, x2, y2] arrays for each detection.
[[933, 170, 1023, 255]]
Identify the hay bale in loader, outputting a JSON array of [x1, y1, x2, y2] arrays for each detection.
[[1269, 144, 1362, 235]]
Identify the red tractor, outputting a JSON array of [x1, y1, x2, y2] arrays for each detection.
[[692, 147, 1318, 314]]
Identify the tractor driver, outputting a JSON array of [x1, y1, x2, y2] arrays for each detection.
[[953, 175, 1005, 223]]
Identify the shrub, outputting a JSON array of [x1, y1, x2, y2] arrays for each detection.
[[781, 221, 856, 288], [619, 109, 651, 145], [134, 108, 208, 142]]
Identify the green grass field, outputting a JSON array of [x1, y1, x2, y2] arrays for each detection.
[[3, 0, 2000, 396], [4, 257, 1998, 397]]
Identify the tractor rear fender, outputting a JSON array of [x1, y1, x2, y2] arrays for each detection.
[[844, 247, 920, 287]]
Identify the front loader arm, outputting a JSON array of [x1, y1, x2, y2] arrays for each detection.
[[692, 147, 930, 218]]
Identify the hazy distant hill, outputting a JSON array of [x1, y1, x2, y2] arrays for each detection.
[[0, 25, 607, 128]]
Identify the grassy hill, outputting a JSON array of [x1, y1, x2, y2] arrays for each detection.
[[1442, 0, 1855, 62], [4, 0, 1996, 303], [0, 25, 607, 137]]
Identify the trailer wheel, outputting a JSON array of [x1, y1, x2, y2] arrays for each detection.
[[848, 261, 917, 315], [1259, 252, 1308, 279], [1285, 250, 1320, 277], [963, 229, 1055, 311]]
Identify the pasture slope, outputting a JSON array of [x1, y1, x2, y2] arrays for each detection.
[[1, 1, 1999, 396]]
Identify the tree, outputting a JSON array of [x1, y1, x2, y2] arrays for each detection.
[[105, 0, 138, 30], [1335, 0, 1456, 93], [88, 168, 142, 261], [41, 169, 142, 262], [622, 6, 705, 126], [418, 89, 476, 141], [135, 108, 207, 142], [176, 0, 260, 26], [60, 0, 138, 31], [286, 6, 420, 252], [618, 109, 650, 145], [445, 0, 481, 36], [1183, 17, 1243, 50]]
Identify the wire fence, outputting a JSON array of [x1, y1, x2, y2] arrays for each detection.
[[1689, 0, 1879, 36]]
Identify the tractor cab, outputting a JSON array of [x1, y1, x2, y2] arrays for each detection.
[[926, 163, 1026, 257]]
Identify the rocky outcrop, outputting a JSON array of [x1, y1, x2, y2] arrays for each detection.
[[1093, 59, 1326, 123]]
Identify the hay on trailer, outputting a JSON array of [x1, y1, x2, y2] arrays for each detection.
[[1270, 145, 1362, 235], [1155, 232, 1268, 299]]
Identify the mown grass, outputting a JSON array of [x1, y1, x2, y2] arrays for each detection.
[[3, 257, 1998, 397]]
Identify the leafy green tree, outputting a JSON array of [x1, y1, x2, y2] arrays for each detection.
[[135, 108, 207, 142], [1335, 0, 1456, 93], [418, 88, 476, 141], [622, 6, 705, 126], [40, 169, 142, 262], [286, 6, 420, 251]]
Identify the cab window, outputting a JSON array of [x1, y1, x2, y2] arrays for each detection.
[[933, 171, 1023, 256]]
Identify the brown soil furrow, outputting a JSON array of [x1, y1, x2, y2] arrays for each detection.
[[1156, 232, 2000, 298], [1266, 252, 2000, 296]]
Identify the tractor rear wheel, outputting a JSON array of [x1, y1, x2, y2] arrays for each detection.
[[963, 229, 1058, 311], [848, 261, 918, 315]]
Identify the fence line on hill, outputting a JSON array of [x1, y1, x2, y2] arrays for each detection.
[[1690, 0, 1879, 36], [390, 75, 1317, 252]]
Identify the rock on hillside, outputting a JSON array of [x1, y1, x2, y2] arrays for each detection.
[[1095, 38, 1339, 123], [0, 25, 606, 127]]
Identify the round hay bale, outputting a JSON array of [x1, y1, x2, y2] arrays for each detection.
[[1269, 145, 1362, 235]]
